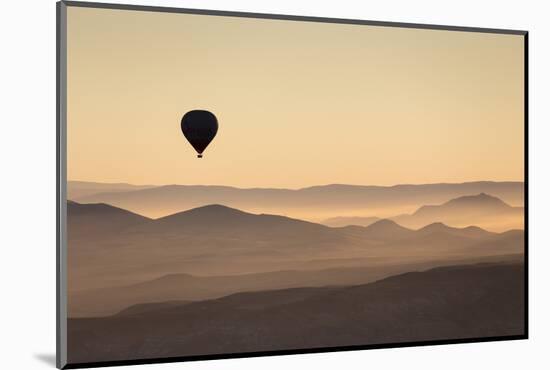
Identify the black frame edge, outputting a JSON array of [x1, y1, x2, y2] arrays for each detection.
[[523, 32, 529, 339], [63, 335, 528, 369]]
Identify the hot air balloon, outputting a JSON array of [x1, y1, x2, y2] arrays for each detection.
[[180, 110, 218, 158]]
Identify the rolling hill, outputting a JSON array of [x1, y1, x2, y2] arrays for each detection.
[[67, 261, 525, 364], [67, 203, 357, 293], [136, 204, 342, 245], [69, 253, 523, 317]]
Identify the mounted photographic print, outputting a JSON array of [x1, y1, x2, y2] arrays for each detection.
[[56, 1, 528, 368]]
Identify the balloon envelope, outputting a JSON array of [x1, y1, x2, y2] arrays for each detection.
[[181, 110, 218, 158]]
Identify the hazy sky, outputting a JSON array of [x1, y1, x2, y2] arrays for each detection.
[[67, 7, 524, 188]]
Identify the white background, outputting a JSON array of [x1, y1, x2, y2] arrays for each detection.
[[1, 0, 548, 369]]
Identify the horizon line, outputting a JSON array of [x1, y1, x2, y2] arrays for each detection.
[[67, 179, 525, 191]]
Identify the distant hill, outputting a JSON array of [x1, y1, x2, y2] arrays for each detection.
[[392, 193, 524, 231], [67, 201, 150, 240], [416, 222, 494, 239], [68, 261, 525, 363], [68, 181, 155, 200], [340, 219, 416, 241], [72, 181, 524, 219], [138, 204, 341, 245], [414, 193, 513, 216]]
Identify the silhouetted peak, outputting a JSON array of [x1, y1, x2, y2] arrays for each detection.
[[365, 219, 411, 233], [153, 204, 256, 225], [462, 225, 487, 232], [418, 222, 451, 232], [446, 193, 508, 206], [189, 204, 245, 213]]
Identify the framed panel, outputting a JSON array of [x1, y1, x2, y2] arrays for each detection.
[[57, 1, 528, 368]]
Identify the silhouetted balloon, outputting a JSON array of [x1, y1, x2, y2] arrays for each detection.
[[180, 110, 218, 158]]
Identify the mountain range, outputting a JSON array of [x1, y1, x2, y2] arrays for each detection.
[[391, 193, 523, 230], [65, 180, 526, 363], [67, 200, 524, 317], [69, 181, 524, 220], [323, 193, 523, 231]]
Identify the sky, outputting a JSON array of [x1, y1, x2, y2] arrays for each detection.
[[67, 6, 525, 188]]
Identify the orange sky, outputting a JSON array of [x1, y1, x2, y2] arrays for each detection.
[[67, 7, 524, 188]]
